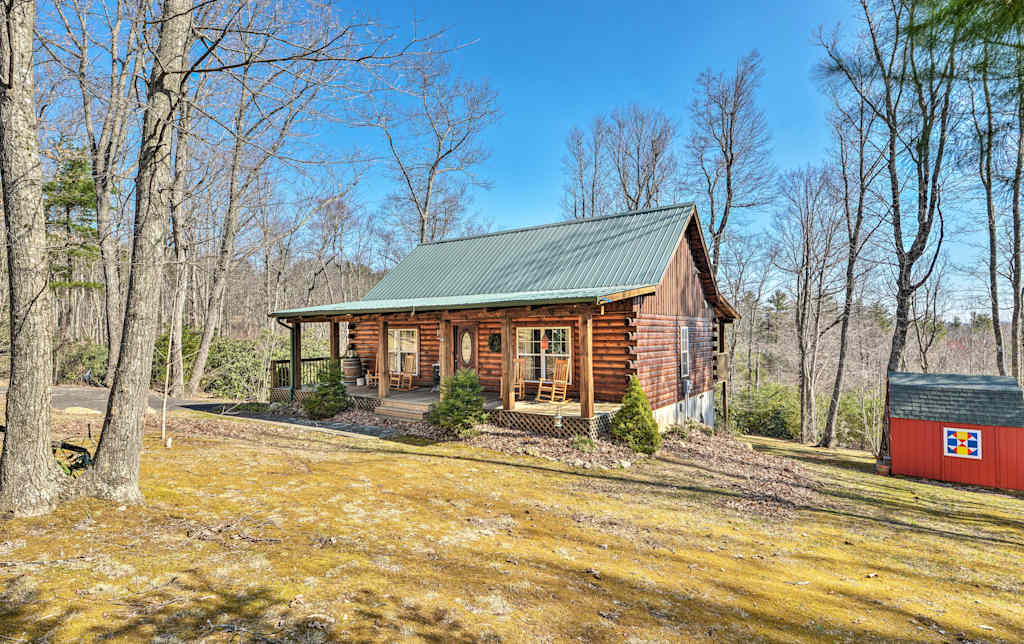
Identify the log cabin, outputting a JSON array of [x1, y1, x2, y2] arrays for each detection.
[[269, 203, 738, 437]]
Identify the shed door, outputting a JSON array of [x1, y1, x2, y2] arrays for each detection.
[[454, 324, 477, 373]]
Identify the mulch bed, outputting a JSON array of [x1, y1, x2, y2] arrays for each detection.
[[659, 429, 828, 516], [462, 425, 641, 470]]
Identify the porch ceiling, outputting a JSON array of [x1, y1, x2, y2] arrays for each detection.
[[268, 285, 655, 320]]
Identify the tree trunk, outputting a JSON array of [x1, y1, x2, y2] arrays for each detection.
[[0, 0, 65, 517], [169, 95, 192, 398], [1011, 48, 1024, 383], [76, 0, 191, 503], [820, 264, 855, 449], [96, 196, 122, 386]]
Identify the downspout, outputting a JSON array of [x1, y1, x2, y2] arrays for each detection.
[[275, 317, 295, 402]]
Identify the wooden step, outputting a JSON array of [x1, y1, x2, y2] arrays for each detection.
[[376, 399, 432, 412], [375, 406, 428, 421]]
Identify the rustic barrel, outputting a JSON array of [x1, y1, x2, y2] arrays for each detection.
[[342, 356, 362, 385]]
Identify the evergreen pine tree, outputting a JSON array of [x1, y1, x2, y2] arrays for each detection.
[[611, 376, 661, 454]]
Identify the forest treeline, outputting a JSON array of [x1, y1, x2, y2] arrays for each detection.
[[1, 0, 1022, 516]]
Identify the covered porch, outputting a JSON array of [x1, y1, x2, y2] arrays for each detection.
[[270, 305, 610, 419]]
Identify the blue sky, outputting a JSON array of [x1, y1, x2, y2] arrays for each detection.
[[342, 0, 856, 230]]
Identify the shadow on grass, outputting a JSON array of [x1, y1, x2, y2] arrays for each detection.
[[0, 570, 487, 642], [159, 412, 1024, 546]]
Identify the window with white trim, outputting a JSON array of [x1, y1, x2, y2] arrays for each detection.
[[679, 325, 690, 380], [387, 328, 418, 375], [516, 327, 571, 383]]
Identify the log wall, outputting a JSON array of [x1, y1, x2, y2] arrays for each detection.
[[342, 301, 633, 402], [631, 313, 715, 411]]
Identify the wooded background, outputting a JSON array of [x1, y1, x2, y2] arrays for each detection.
[[3, 0, 1023, 459]]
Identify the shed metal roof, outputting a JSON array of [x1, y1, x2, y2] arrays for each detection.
[[271, 203, 737, 319], [888, 371, 1024, 428]]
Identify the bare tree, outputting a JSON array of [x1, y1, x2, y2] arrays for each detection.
[[0, 0, 65, 516], [819, 94, 883, 448], [822, 0, 961, 460], [186, 0, 343, 396], [910, 255, 950, 373], [361, 56, 499, 244], [605, 105, 679, 211], [41, 0, 151, 384], [967, 44, 1009, 376], [688, 51, 774, 275], [774, 166, 845, 444], [75, 0, 192, 503], [560, 118, 609, 220]]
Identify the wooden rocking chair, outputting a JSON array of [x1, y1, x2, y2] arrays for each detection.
[[512, 358, 527, 400], [389, 354, 415, 391], [363, 359, 378, 387], [535, 358, 570, 403]]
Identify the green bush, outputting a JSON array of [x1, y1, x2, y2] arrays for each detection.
[[610, 376, 661, 454], [836, 389, 884, 450], [730, 383, 800, 439], [150, 327, 266, 399], [301, 365, 353, 419], [427, 369, 487, 438], [56, 342, 107, 384], [151, 326, 202, 385], [204, 336, 266, 399]]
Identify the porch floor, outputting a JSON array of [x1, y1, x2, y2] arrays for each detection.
[[273, 385, 620, 417]]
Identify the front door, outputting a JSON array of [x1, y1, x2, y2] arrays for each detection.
[[454, 324, 477, 374]]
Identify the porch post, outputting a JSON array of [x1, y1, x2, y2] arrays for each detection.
[[377, 319, 390, 398], [579, 311, 594, 418], [329, 320, 340, 362], [439, 317, 452, 400], [501, 311, 515, 410], [290, 321, 302, 401]]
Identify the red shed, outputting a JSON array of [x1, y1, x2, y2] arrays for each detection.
[[888, 371, 1024, 491]]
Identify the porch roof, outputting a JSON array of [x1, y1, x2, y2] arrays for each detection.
[[269, 284, 655, 319]]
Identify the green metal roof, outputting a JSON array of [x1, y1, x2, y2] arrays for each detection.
[[889, 371, 1024, 428], [271, 203, 733, 319], [270, 285, 653, 318]]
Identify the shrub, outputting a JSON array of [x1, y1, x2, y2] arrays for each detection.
[[56, 342, 108, 384], [301, 365, 353, 419], [730, 384, 800, 439], [151, 326, 202, 385], [204, 336, 265, 399], [427, 369, 487, 438], [610, 376, 661, 454], [571, 434, 595, 452]]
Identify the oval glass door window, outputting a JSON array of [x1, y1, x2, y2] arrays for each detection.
[[461, 331, 473, 364]]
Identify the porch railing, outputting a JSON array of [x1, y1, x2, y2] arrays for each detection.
[[269, 357, 339, 389]]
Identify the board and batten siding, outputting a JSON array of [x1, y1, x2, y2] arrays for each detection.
[[632, 226, 718, 407], [890, 417, 1024, 491]]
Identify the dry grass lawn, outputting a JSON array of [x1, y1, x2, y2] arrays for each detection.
[[1, 411, 1023, 643]]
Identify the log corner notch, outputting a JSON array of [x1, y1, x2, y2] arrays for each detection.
[[501, 311, 515, 411], [579, 311, 594, 418], [377, 319, 390, 398]]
